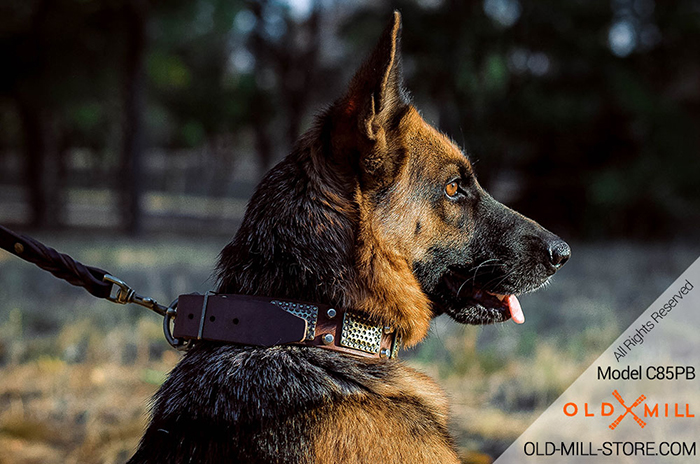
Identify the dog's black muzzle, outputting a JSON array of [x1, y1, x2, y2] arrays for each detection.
[[470, 193, 570, 294], [417, 192, 571, 325]]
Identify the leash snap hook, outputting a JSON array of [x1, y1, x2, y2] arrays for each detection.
[[103, 274, 168, 316], [104, 274, 134, 305]]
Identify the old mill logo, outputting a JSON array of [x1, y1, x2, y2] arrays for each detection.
[[563, 391, 694, 429]]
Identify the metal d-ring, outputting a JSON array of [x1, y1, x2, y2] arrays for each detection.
[[163, 297, 191, 351]]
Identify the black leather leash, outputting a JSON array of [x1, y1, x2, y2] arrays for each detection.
[[0, 225, 401, 358], [0, 225, 113, 300], [0, 224, 169, 316]]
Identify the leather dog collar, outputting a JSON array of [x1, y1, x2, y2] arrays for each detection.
[[172, 293, 401, 359]]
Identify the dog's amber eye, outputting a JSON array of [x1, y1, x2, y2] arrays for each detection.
[[445, 181, 459, 198]]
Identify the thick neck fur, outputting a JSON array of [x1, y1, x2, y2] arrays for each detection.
[[216, 110, 359, 307], [216, 108, 432, 346]]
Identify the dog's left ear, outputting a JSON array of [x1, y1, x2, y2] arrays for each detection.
[[338, 11, 408, 177]]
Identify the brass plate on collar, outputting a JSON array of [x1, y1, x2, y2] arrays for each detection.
[[340, 311, 382, 354], [390, 333, 402, 359], [271, 300, 318, 341]]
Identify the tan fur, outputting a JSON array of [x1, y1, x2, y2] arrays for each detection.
[[309, 16, 483, 460], [350, 107, 477, 347], [312, 363, 460, 464]]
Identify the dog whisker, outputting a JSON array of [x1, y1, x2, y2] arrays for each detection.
[[483, 268, 518, 290], [454, 259, 503, 297]]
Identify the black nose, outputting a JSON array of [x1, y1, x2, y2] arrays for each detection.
[[548, 239, 571, 269]]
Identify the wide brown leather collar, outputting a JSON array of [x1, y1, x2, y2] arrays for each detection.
[[172, 293, 401, 359]]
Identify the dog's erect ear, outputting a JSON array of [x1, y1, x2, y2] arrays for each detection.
[[341, 11, 407, 153]]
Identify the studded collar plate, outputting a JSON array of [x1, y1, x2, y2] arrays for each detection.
[[172, 293, 402, 359]]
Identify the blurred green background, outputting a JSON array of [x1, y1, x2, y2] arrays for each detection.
[[0, 0, 699, 463]]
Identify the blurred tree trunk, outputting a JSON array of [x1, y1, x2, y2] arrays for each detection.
[[17, 100, 62, 229], [250, 1, 274, 171], [248, 1, 323, 171], [281, 5, 321, 150], [15, 0, 63, 230], [120, 0, 148, 235], [250, 91, 274, 172]]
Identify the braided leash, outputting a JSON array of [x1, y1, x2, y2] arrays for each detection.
[[0, 225, 168, 316], [0, 225, 113, 299]]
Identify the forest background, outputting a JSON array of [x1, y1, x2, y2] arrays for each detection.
[[0, 0, 698, 462]]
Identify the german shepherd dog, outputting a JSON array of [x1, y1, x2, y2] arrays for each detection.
[[129, 12, 569, 464]]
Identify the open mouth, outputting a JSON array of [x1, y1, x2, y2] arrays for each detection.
[[434, 268, 531, 325], [480, 290, 524, 324], [472, 290, 525, 324]]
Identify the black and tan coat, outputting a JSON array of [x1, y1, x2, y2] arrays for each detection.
[[128, 12, 569, 464]]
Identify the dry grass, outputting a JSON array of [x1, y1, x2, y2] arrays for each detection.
[[0, 237, 697, 462], [0, 350, 180, 464]]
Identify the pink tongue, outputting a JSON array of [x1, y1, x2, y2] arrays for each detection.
[[505, 294, 524, 324]]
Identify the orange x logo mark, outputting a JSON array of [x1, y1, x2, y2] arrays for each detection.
[[609, 390, 646, 430]]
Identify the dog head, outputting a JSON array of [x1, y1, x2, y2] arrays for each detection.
[[219, 12, 570, 348], [324, 12, 570, 344]]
